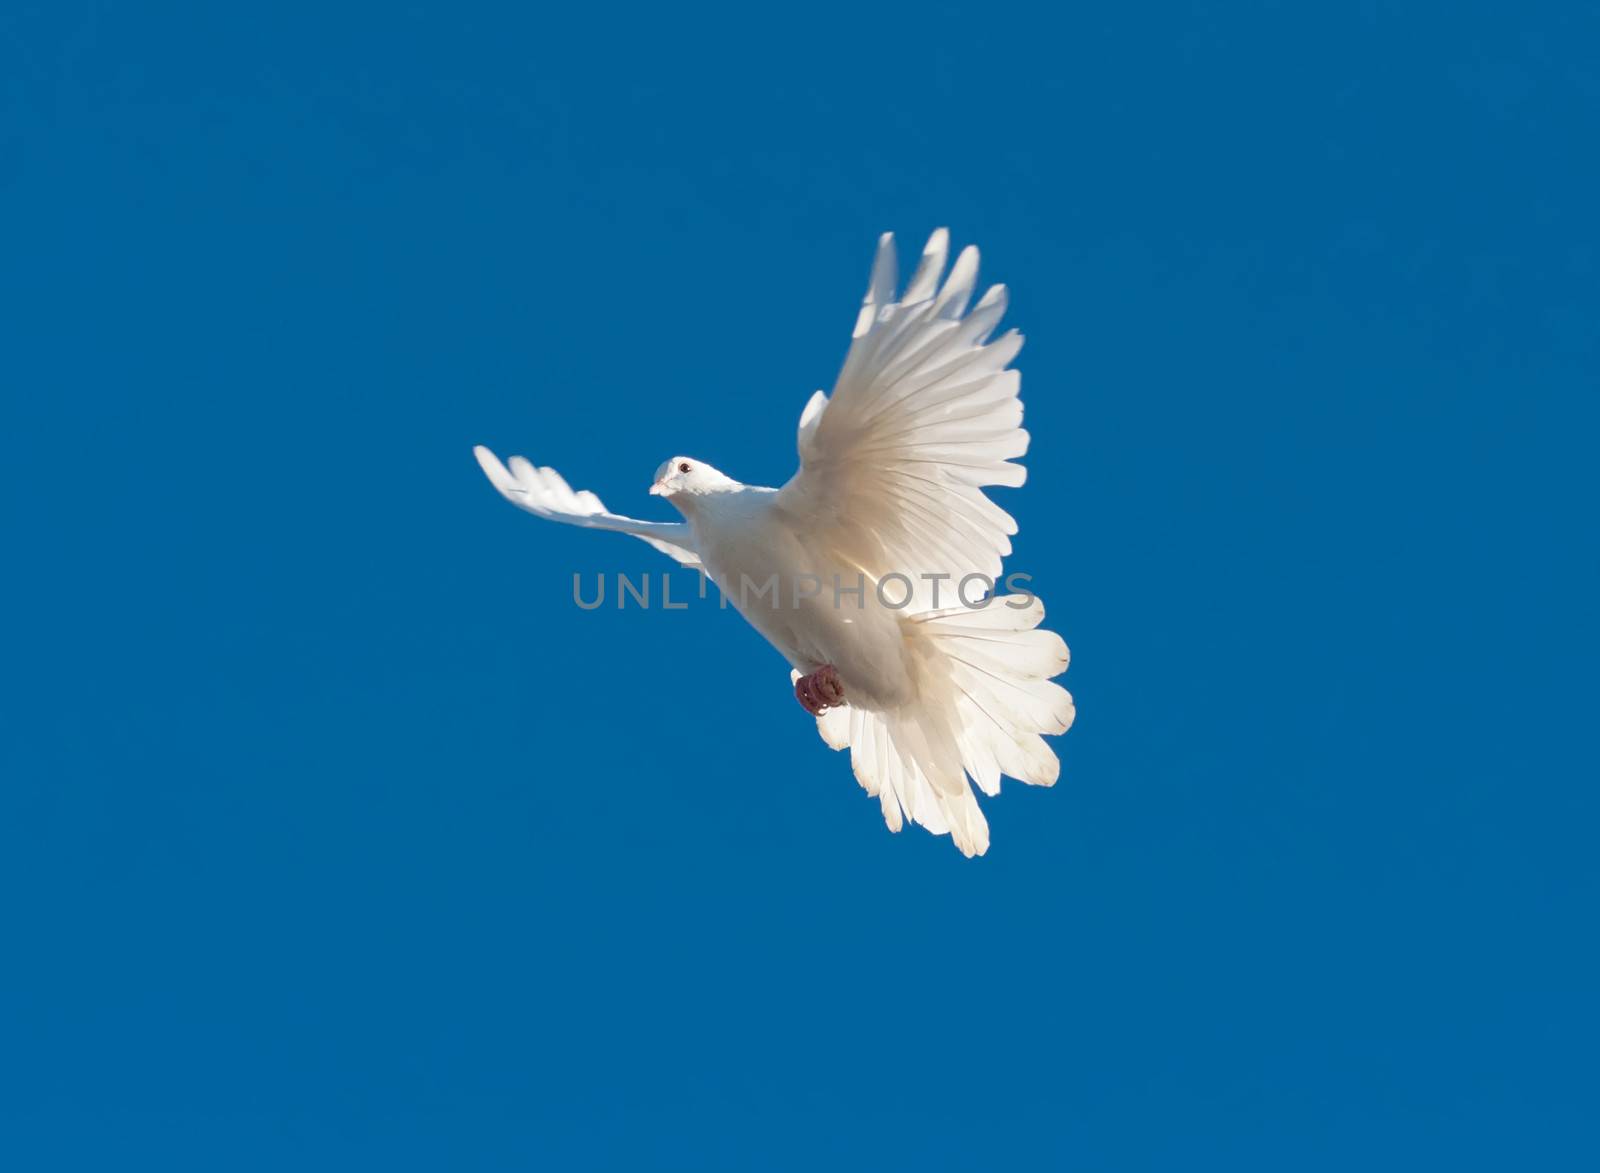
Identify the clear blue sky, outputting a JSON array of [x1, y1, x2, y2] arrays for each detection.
[[4, 2, 1596, 1168]]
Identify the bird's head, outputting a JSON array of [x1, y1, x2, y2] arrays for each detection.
[[649, 456, 734, 498]]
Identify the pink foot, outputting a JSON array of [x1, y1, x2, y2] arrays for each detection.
[[794, 664, 846, 716]]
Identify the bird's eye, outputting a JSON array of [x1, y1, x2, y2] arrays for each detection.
[[678, 462, 691, 474]]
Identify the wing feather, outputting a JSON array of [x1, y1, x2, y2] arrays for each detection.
[[779, 231, 1029, 605], [473, 445, 701, 567]]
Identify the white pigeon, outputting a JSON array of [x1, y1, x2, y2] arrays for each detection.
[[474, 229, 1074, 856]]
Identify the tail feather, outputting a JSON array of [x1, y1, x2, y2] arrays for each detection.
[[801, 593, 1073, 857]]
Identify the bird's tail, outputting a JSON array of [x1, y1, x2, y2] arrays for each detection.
[[808, 594, 1073, 856]]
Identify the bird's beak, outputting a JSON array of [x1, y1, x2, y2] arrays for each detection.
[[648, 479, 668, 497]]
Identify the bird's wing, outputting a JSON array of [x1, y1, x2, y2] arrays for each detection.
[[474, 445, 701, 567], [775, 229, 1026, 609]]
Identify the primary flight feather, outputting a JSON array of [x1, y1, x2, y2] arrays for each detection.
[[474, 229, 1074, 856]]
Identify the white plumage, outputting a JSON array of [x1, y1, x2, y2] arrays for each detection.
[[475, 229, 1074, 856]]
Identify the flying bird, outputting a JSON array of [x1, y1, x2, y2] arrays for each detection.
[[474, 230, 1074, 856]]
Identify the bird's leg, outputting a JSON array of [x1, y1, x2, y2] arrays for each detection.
[[794, 664, 846, 716]]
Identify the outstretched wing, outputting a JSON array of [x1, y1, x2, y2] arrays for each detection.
[[474, 445, 701, 567], [774, 229, 1027, 610]]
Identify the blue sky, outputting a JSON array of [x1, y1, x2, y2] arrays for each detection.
[[4, 1, 1597, 1168]]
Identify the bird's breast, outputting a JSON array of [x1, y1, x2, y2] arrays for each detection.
[[690, 502, 915, 709]]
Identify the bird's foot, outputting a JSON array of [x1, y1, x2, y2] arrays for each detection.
[[794, 664, 846, 716]]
